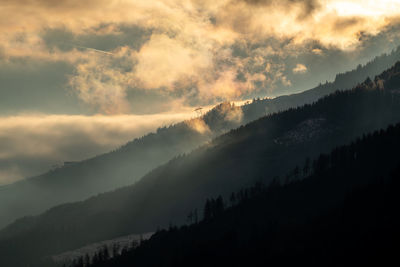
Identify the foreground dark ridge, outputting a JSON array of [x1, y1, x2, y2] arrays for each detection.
[[1, 61, 400, 266], [73, 122, 400, 267], [0, 47, 399, 229]]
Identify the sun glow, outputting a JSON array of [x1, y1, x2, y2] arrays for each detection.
[[326, 0, 400, 17]]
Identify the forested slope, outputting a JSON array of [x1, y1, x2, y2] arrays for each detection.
[[1, 61, 400, 266], [80, 123, 400, 267], [1, 47, 399, 230]]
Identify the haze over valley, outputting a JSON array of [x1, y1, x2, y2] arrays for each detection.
[[1, 1, 400, 266]]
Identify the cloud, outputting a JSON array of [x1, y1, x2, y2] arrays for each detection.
[[0, 165, 24, 185], [185, 118, 211, 134], [1, 0, 400, 186], [0, 0, 400, 114], [69, 47, 136, 114], [221, 103, 243, 123], [238, 0, 321, 19], [311, 48, 323, 55], [133, 34, 212, 90], [293, 63, 308, 74], [1, 1, 399, 53], [0, 112, 193, 184]]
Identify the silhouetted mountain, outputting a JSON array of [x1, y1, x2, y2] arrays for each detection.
[[1, 61, 400, 266], [75, 123, 400, 267], [1, 47, 399, 230], [242, 46, 400, 121]]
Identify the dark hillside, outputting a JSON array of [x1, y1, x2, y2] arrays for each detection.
[[1, 47, 399, 230], [1, 62, 400, 266], [80, 123, 400, 267]]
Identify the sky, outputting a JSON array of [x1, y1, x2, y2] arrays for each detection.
[[1, 0, 400, 184]]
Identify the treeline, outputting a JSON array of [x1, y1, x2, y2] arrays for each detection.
[[1, 45, 398, 233], [334, 46, 400, 89], [72, 123, 400, 267], [242, 46, 400, 122], [3, 60, 400, 267]]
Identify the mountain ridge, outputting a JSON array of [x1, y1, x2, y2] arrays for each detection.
[[1, 60, 400, 266], [75, 122, 400, 267], [1, 48, 399, 232]]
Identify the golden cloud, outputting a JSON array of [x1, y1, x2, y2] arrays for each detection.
[[185, 118, 211, 134], [69, 48, 136, 114], [293, 63, 308, 74], [2, 0, 398, 55], [1, 0, 400, 113], [133, 34, 212, 90]]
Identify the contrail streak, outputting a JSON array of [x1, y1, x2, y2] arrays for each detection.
[[57, 42, 114, 55], [72, 44, 114, 55]]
